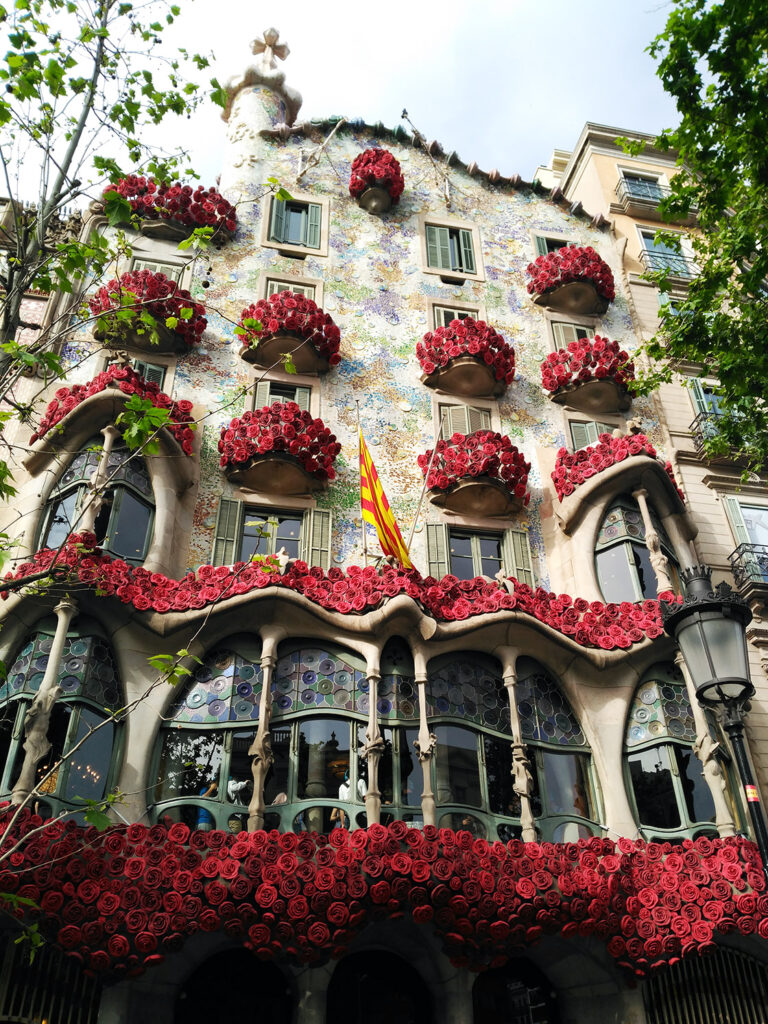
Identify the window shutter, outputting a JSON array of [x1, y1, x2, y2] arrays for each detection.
[[266, 279, 281, 298], [269, 198, 286, 243], [302, 509, 332, 569], [133, 360, 166, 388], [688, 379, 708, 416], [534, 236, 549, 257], [459, 229, 476, 274], [425, 523, 450, 579], [294, 386, 311, 412], [253, 381, 271, 410], [722, 496, 751, 547], [305, 204, 322, 249], [131, 258, 181, 282], [569, 421, 593, 451], [440, 405, 468, 439], [211, 498, 242, 566], [501, 528, 534, 587], [426, 225, 451, 270], [553, 322, 583, 350], [467, 405, 491, 434]]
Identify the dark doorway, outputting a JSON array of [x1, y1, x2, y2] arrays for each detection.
[[175, 949, 292, 1024], [473, 958, 559, 1024], [326, 950, 433, 1024]]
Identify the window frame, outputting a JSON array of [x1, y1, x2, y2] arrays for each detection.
[[594, 496, 680, 603], [567, 418, 620, 451], [542, 308, 599, 354], [250, 379, 313, 414], [617, 167, 667, 203], [427, 296, 484, 330], [637, 224, 694, 277], [129, 254, 188, 287], [261, 191, 330, 258], [425, 522, 534, 586], [210, 497, 332, 570], [419, 214, 484, 283], [435, 398, 495, 441], [261, 272, 324, 306], [530, 231, 574, 258]]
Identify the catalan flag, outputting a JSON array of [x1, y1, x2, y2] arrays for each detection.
[[359, 430, 413, 569]]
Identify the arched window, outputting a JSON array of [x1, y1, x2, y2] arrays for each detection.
[[153, 636, 263, 834], [625, 662, 724, 840], [376, 637, 421, 827], [595, 496, 680, 602], [427, 652, 517, 842], [0, 623, 121, 821], [516, 657, 600, 842], [40, 438, 154, 563]]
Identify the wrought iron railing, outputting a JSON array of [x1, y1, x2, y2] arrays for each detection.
[[616, 178, 670, 204], [640, 248, 697, 278], [689, 410, 723, 456], [729, 542, 768, 589]]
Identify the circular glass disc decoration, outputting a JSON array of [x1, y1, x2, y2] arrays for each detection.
[[634, 707, 650, 723], [334, 689, 350, 707], [276, 679, 293, 695], [377, 699, 392, 715], [555, 712, 572, 734], [648, 720, 664, 736], [60, 675, 80, 693], [379, 677, 394, 697], [234, 699, 254, 718], [239, 665, 255, 681], [236, 682, 253, 698], [335, 670, 352, 688], [464, 699, 477, 718], [29, 673, 45, 691], [483, 708, 499, 727], [318, 678, 333, 695], [400, 700, 414, 718], [64, 657, 82, 674], [357, 677, 369, 693], [661, 685, 677, 702], [301, 689, 315, 705], [276, 695, 292, 710], [186, 691, 206, 709], [668, 718, 685, 737], [436, 697, 450, 714], [448, 686, 463, 706], [319, 659, 336, 675], [210, 676, 228, 694], [302, 671, 317, 686], [303, 652, 319, 668], [399, 681, 413, 699], [357, 694, 370, 715], [640, 688, 657, 705], [518, 700, 533, 720]]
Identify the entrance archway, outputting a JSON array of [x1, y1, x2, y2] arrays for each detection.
[[326, 950, 433, 1024], [473, 958, 559, 1024], [174, 949, 292, 1024]]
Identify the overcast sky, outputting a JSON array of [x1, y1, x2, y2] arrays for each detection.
[[171, 0, 680, 184]]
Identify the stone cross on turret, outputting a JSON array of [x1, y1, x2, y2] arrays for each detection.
[[251, 28, 289, 73]]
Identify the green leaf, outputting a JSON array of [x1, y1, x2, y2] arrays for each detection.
[[282, 353, 297, 374]]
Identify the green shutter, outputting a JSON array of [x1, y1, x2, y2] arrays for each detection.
[[302, 509, 332, 569], [569, 422, 593, 451], [426, 225, 451, 270], [552, 322, 585, 350], [211, 498, 242, 566], [534, 235, 549, 257], [254, 381, 271, 410], [305, 204, 322, 249], [269, 198, 285, 243], [440, 405, 467, 439], [425, 523, 450, 579], [501, 528, 534, 587], [688, 378, 708, 416], [294, 386, 311, 412], [132, 359, 166, 388], [722, 496, 751, 546], [467, 405, 491, 433], [459, 229, 476, 274]]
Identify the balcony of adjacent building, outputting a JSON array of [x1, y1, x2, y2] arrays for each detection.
[[726, 500, 768, 607], [613, 173, 697, 226], [638, 228, 698, 286]]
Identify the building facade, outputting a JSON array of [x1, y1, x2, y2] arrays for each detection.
[[0, 32, 767, 1024]]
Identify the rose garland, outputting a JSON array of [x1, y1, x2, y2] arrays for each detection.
[[89, 270, 207, 348], [218, 402, 340, 481], [526, 246, 615, 303], [0, 809, 763, 979], [30, 365, 195, 454], [541, 336, 635, 395], [416, 318, 515, 385], [103, 176, 237, 234], [3, 533, 679, 649], [552, 433, 685, 503], [349, 148, 405, 203], [237, 291, 341, 366], [418, 431, 530, 505]]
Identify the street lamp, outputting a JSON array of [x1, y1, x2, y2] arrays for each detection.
[[661, 564, 768, 874]]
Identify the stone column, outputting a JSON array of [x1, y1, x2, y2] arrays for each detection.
[[675, 652, 737, 837], [11, 597, 78, 805], [501, 658, 537, 842], [413, 666, 437, 826], [633, 487, 674, 593], [78, 424, 120, 534], [361, 672, 384, 827], [247, 637, 278, 832]]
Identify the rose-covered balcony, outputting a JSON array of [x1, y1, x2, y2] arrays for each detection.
[[89, 269, 207, 354], [102, 175, 237, 240], [418, 431, 530, 516], [237, 291, 341, 375], [541, 336, 634, 415], [219, 402, 340, 494], [349, 148, 405, 214], [416, 318, 515, 398], [527, 245, 615, 315]]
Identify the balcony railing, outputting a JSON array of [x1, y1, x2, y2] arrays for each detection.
[[616, 178, 670, 204], [640, 249, 697, 279], [729, 543, 768, 590], [690, 410, 723, 458]]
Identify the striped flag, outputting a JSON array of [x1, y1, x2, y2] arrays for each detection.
[[359, 430, 413, 569]]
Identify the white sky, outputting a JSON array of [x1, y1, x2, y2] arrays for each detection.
[[168, 0, 679, 185]]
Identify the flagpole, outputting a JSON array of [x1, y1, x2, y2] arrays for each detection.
[[356, 400, 369, 568], [406, 410, 446, 552]]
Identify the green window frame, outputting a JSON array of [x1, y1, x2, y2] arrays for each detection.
[[569, 420, 616, 451], [425, 523, 534, 586], [534, 236, 570, 257], [265, 278, 316, 300], [131, 358, 166, 388], [595, 496, 679, 603], [251, 380, 311, 413], [211, 498, 332, 569], [130, 257, 183, 282], [425, 224, 476, 275], [268, 197, 322, 250]]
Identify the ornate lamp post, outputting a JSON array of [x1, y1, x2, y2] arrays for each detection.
[[662, 565, 768, 875]]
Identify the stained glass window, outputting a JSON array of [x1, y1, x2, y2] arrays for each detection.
[[272, 646, 366, 717], [166, 640, 263, 724], [3, 629, 119, 707], [426, 655, 509, 733], [378, 637, 418, 721], [516, 660, 585, 746], [625, 664, 696, 747]]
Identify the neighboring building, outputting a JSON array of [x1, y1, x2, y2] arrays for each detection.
[[0, 34, 767, 1024]]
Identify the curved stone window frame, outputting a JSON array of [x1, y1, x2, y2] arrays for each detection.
[[594, 494, 681, 603], [623, 662, 730, 842], [37, 437, 155, 565], [516, 656, 602, 843], [0, 623, 123, 821]]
